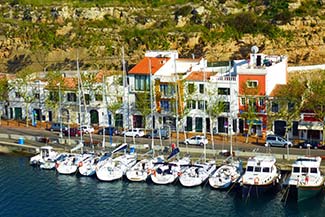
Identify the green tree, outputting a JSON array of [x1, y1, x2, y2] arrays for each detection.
[[271, 75, 308, 140], [0, 76, 9, 124], [9, 70, 37, 127], [304, 71, 325, 145]]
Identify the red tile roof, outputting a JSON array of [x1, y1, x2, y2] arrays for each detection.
[[128, 57, 169, 75], [185, 71, 212, 81]]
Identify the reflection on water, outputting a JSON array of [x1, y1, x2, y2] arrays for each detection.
[[1, 155, 325, 217]]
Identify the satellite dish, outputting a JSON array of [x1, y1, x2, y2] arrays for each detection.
[[251, 46, 259, 54]]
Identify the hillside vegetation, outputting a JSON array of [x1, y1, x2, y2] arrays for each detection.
[[0, 0, 324, 73]]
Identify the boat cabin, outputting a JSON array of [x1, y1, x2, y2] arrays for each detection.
[[40, 146, 55, 158], [245, 155, 276, 174], [291, 156, 321, 176]]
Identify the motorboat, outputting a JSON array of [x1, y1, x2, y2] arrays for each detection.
[[56, 154, 84, 175], [126, 155, 164, 182], [29, 146, 58, 166], [96, 143, 137, 181], [240, 155, 281, 198], [179, 160, 216, 187], [209, 157, 243, 189], [282, 156, 325, 202]]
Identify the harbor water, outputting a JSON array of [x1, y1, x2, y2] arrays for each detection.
[[1, 154, 325, 217]]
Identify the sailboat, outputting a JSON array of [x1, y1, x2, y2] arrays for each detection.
[[96, 143, 137, 181], [209, 156, 243, 189], [150, 147, 190, 185], [56, 153, 86, 175], [126, 155, 164, 182], [179, 159, 216, 187]]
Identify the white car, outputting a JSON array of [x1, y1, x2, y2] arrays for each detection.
[[122, 128, 144, 138], [81, 125, 95, 134], [184, 135, 208, 146]]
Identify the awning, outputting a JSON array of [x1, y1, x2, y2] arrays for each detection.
[[298, 122, 323, 131]]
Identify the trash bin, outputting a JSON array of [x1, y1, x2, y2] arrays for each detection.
[[130, 146, 135, 154], [18, 137, 24, 145]]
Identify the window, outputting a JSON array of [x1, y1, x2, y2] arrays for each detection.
[[135, 75, 150, 91], [259, 98, 265, 106], [246, 80, 258, 88], [160, 84, 174, 97], [67, 92, 76, 102], [95, 94, 102, 101], [49, 92, 58, 101], [310, 168, 317, 174], [199, 84, 204, 93], [186, 100, 196, 109], [247, 166, 253, 172], [34, 93, 40, 99], [218, 102, 230, 112], [15, 92, 21, 98], [293, 167, 300, 173], [262, 167, 270, 173], [288, 102, 294, 112], [301, 167, 308, 173], [218, 88, 230, 95], [161, 100, 170, 112], [198, 100, 207, 110], [254, 166, 261, 172], [84, 94, 90, 105], [240, 97, 246, 106], [271, 102, 279, 112], [188, 83, 195, 94]]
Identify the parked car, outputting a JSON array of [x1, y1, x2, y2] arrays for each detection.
[[98, 127, 117, 136], [47, 123, 68, 132], [297, 140, 321, 149], [184, 135, 208, 146], [63, 128, 81, 137], [80, 125, 95, 134], [144, 128, 169, 140], [265, 135, 293, 148], [122, 128, 145, 138]]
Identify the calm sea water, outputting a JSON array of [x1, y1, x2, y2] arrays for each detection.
[[1, 154, 325, 217]]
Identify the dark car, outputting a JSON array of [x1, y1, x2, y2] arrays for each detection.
[[47, 123, 68, 132], [297, 140, 321, 149], [98, 127, 117, 136], [144, 128, 169, 140], [63, 128, 81, 137]]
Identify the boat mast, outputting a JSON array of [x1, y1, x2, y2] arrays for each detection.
[[149, 58, 155, 157], [229, 63, 233, 158], [122, 46, 127, 144], [102, 75, 106, 149], [174, 54, 179, 148], [76, 54, 83, 153], [203, 60, 207, 162]]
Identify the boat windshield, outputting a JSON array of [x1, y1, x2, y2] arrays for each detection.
[[293, 167, 300, 173], [247, 166, 254, 172], [302, 167, 308, 173], [262, 167, 270, 173], [254, 166, 261, 172], [310, 167, 318, 174]]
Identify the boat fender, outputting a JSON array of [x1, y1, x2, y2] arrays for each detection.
[[78, 162, 83, 167], [231, 176, 236, 181], [254, 177, 259, 184], [177, 172, 182, 176], [153, 170, 156, 177], [305, 176, 309, 184]]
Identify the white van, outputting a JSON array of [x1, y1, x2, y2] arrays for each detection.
[[266, 135, 293, 148]]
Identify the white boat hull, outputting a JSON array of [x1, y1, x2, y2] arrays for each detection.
[[56, 164, 78, 175], [126, 170, 148, 182], [96, 166, 123, 181]]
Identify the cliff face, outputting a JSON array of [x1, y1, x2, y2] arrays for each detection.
[[0, 1, 324, 74]]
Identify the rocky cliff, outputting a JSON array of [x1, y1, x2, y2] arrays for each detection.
[[0, 0, 324, 74]]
